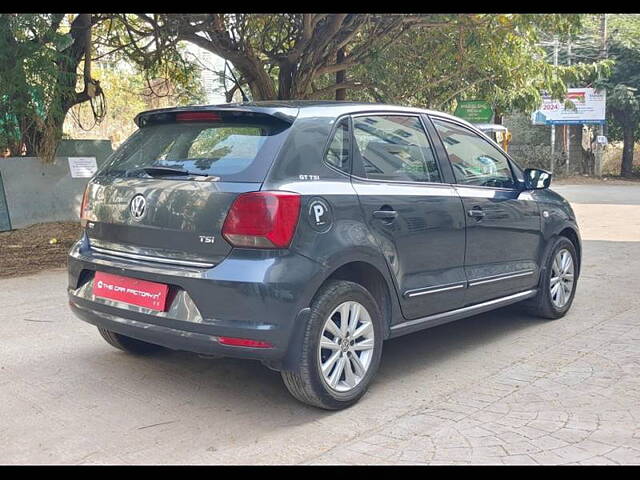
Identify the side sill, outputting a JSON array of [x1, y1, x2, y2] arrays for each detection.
[[389, 289, 537, 339]]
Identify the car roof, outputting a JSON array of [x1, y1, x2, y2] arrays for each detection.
[[134, 101, 474, 129], [217, 100, 467, 122]]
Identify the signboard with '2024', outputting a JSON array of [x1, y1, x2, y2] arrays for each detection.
[[531, 88, 606, 125]]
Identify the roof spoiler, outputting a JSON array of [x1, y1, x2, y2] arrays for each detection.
[[134, 105, 299, 128]]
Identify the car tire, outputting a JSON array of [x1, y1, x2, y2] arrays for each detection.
[[281, 280, 384, 410], [97, 327, 165, 355], [527, 236, 579, 319]]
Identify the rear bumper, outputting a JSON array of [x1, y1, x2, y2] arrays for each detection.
[[69, 296, 310, 362], [67, 233, 320, 365]]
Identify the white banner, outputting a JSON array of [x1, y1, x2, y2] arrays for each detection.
[[531, 88, 606, 125], [68, 157, 98, 178]]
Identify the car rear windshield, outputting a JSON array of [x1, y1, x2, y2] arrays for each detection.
[[98, 114, 291, 182]]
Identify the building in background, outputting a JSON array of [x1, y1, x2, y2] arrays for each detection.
[[184, 44, 227, 105]]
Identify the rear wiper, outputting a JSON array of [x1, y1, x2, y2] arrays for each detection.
[[129, 166, 209, 177]]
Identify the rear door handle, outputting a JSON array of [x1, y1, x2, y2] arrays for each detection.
[[373, 210, 398, 221], [468, 207, 485, 219]]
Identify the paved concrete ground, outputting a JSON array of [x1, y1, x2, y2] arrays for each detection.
[[1, 183, 639, 465]]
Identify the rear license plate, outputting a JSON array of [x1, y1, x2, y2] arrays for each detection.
[[93, 272, 169, 311]]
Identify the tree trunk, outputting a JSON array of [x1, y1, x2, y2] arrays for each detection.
[[239, 57, 277, 101], [277, 60, 295, 100], [621, 122, 635, 177], [23, 126, 43, 157], [37, 14, 93, 162], [581, 149, 594, 176], [335, 48, 346, 101], [248, 75, 277, 101]]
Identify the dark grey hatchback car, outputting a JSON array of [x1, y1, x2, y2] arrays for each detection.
[[68, 101, 581, 409]]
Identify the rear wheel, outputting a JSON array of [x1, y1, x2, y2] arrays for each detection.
[[97, 327, 164, 355], [527, 236, 579, 319], [281, 280, 383, 410]]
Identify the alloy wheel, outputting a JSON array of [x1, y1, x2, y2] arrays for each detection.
[[550, 248, 575, 308], [318, 301, 375, 393]]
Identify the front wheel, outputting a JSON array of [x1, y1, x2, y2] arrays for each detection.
[[527, 236, 579, 319], [281, 280, 384, 410]]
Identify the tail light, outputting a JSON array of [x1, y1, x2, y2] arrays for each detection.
[[222, 191, 301, 249]]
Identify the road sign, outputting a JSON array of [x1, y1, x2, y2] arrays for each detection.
[[454, 100, 494, 124]]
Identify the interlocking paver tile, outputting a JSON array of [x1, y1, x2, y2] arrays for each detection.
[[4, 192, 640, 465]]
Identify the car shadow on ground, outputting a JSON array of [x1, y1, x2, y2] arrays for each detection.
[[78, 302, 545, 423], [378, 304, 542, 380]]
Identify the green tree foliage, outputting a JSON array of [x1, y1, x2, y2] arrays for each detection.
[[570, 14, 640, 176], [103, 14, 435, 101], [3, 12, 628, 170], [107, 13, 610, 117], [597, 40, 640, 176], [350, 14, 609, 115], [0, 14, 96, 160], [0, 14, 205, 160]]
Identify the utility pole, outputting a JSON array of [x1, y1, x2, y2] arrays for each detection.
[[550, 35, 559, 172], [566, 34, 572, 176], [595, 13, 608, 177]]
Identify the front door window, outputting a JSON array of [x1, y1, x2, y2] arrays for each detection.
[[432, 119, 515, 189]]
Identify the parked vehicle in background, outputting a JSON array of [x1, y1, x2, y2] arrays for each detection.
[[477, 123, 512, 152], [68, 101, 581, 409]]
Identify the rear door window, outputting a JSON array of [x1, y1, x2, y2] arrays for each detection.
[[352, 115, 441, 183], [99, 115, 290, 182]]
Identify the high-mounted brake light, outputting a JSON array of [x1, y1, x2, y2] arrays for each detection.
[[175, 112, 222, 122], [222, 191, 301, 249], [218, 336, 273, 348]]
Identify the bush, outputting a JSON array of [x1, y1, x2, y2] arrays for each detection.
[[509, 144, 565, 173], [601, 142, 640, 175]]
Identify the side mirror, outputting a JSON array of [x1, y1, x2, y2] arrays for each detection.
[[523, 168, 552, 190]]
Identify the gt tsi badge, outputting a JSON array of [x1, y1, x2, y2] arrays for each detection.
[[307, 197, 332, 233]]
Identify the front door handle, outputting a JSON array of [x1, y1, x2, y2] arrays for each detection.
[[468, 207, 486, 220], [373, 210, 398, 221]]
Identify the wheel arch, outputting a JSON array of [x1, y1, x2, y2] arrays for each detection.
[[319, 261, 395, 337], [279, 259, 397, 372], [557, 225, 582, 275]]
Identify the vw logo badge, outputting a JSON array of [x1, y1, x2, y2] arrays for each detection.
[[130, 194, 147, 221]]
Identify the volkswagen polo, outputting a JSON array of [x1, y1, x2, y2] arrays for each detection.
[[68, 101, 581, 409]]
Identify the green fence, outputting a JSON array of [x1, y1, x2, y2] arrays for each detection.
[[0, 139, 113, 231], [0, 172, 11, 231]]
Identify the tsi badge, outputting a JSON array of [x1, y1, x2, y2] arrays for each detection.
[[307, 197, 332, 233]]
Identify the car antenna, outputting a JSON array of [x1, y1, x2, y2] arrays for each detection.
[[224, 60, 249, 103]]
